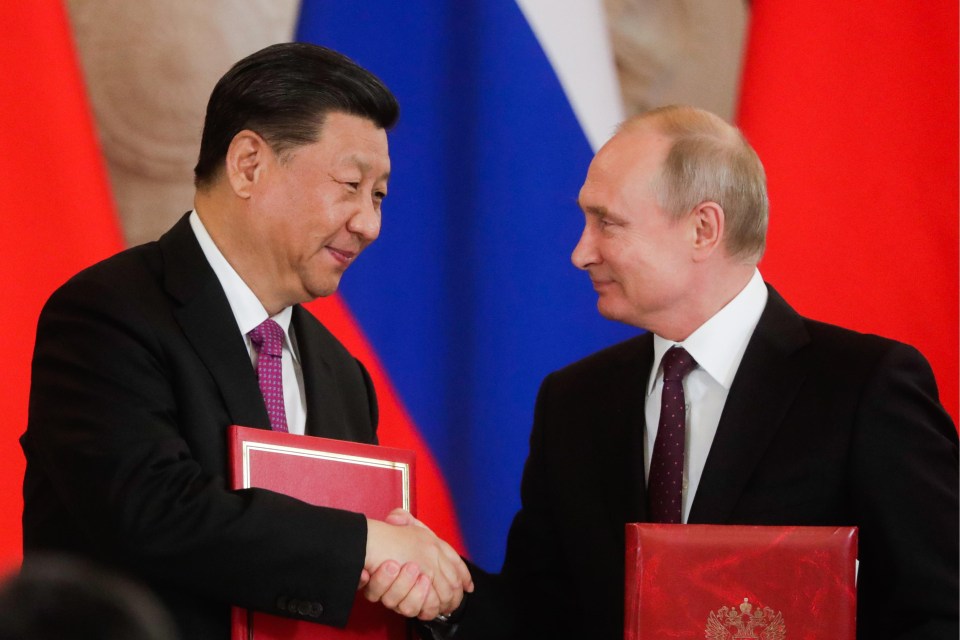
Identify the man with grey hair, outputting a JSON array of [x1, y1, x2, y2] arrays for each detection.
[[419, 105, 958, 640]]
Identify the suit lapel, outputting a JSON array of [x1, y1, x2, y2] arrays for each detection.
[[160, 215, 270, 431], [609, 334, 655, 526], [292, 306, 351, 440], [689, 286, 811, 523]]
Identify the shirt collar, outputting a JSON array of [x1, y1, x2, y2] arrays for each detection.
[[647, 269, 768, 395], [189, 210, 295, 349]]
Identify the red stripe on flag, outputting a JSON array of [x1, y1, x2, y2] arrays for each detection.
[[0, 2, 125, 571], [738, 1, 959, 426], [304, 295, 468, 554]]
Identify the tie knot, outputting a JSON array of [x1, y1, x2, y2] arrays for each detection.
[[249, 319, 284, 358], [661, 346, 697, 382]]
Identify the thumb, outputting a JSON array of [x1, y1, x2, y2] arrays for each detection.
[[385, 508, 417, 526], [357, 568, 371, 590]]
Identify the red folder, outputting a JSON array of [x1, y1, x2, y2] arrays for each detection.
[[625, 524, 857, 640], [228, 425, 416, 640]]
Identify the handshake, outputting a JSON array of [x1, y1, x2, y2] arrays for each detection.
[[362, 509, 474, 621]]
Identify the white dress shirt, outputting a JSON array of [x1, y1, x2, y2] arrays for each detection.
[[644, 269, 768, 522], [189, 211, 308, 435]]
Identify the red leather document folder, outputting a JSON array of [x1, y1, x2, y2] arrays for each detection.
[[625, 524, 857, 640], [228, 425, 416, 640]]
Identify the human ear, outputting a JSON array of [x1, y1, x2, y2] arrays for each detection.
[[225, 130, 267, 199], [692, 201, 724, 261]]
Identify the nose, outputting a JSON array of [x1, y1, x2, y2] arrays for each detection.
[[571, 224, 598, 270], [347, 199, 381, 243]]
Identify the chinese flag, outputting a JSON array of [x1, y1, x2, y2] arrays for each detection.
[[0, 2, 124, 570], [738, 1, 959, 425]]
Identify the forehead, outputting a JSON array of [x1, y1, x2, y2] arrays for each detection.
[[580, 124, 671, 207], [312, 112, 391, 176]]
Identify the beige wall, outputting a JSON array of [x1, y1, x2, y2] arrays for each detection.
[[604, 0, 747, 119], [68, 1, 747, 246], [67, 0, 300, 246]]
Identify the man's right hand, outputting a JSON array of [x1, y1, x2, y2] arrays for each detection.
[[363, 510, 473, 620]]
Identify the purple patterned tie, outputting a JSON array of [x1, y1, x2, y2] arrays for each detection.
[[648, 346, 697, 523], [249, 319, 288, 432]]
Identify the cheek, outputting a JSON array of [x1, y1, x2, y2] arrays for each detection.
[[310, 194, 353, 232]]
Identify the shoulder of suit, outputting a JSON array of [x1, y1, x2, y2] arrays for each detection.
[[764, 283, 922, 366], [801, 314, 910, 354], [47, 241, 162, 305], [549, 332, 652, 381], [792, 313, 934, 384]]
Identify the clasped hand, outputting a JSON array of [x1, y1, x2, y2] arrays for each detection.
[[362, 509, 473, 621]]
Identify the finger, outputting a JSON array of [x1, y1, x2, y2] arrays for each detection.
[[384, 508, 414, 526], [396, 574, 436, 619], [454, 555, 474, 593], [429, 561, 460, 613], [363, 561, 400, 603], [357, 568, 371, 590], [380, 562, 423, 610], [434, 543, 466, 591], [438, 540, 474, 592], [417, 584, 442, 621], [440, 582, 463, 614], [387, 508, 436, 533]]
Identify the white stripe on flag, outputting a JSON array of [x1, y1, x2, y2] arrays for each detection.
[[516, 0, 625, 151]]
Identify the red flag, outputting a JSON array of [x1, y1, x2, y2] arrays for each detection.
[[738, 1, 959, 425], [0, 2, 124, 570], [305, 296, 467, 553]]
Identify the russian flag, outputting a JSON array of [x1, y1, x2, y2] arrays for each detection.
[[296, 0, 634, 569]]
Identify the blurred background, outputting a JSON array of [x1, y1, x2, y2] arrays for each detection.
[[1, 0, 956, 575]]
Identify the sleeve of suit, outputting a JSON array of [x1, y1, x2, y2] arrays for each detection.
[[848, 342, 959, 639], [23, 272, 371, 627]]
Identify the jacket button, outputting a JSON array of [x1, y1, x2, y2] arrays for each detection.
[[287, 599, 300, 614], [309, 603, 323, 618]]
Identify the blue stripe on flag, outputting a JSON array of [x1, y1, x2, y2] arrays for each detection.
[[297, 0, 636, 570]]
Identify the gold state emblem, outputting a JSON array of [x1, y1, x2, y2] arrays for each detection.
[[705, 597, 786, 639]]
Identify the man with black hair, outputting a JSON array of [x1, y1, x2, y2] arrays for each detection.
[[21, 42, 471, 640]]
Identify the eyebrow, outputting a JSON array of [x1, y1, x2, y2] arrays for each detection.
[[579, 201, 609, 217], [346, 155, 391, 182]]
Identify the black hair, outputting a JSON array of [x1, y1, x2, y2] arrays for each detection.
[[0, 555, 178, 640], [193, 42, 399, 188]]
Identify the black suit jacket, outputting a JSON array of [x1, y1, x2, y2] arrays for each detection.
[[22, 215, 379, 639], [457, 286, 958, 640]]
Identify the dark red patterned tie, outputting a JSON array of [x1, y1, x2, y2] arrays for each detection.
[[648, 346, 697, 523], [249, 319, 288, 432]]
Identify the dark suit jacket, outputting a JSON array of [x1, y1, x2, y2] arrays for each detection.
[[21, 215, 380, 639], [457, 285, 958, 640]]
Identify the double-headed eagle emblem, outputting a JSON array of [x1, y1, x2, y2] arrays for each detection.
[[705, 597, 786, 639]]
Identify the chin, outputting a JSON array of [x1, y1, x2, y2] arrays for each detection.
[[598, 300, 645, 329], [302, 272, 343, 300], [307, 285, 339, 300], [596, 300, 625, 323]]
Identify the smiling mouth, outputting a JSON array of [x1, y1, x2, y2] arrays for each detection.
[[590, 278, 614, 290], [326, 246, 358, 265]]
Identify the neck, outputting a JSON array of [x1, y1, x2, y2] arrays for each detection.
[[653, 264, 756, 342], [194, 190, 289, 316]]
